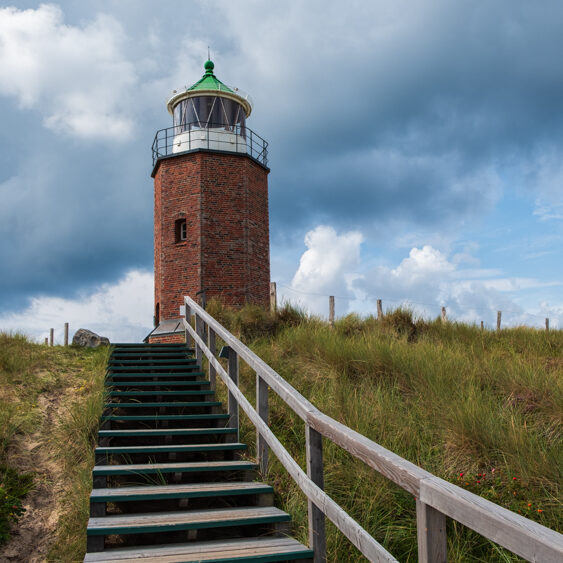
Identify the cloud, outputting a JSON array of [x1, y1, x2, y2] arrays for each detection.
[[281, 225, 561, 328], [0, 269, 153, 343], [0, 4, 137, 140]]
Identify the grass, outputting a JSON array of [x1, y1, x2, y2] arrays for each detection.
[[207, 302, 562, 562], [0, 331, 108, 559]]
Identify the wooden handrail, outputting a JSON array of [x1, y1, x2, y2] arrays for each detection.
[[183, 295, 563, 563]]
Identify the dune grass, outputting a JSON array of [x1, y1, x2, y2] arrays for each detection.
[[0, 331, 108, 558], [209, 303, 562, 562]]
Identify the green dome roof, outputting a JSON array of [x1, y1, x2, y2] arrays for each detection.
[[187, 60, 235, 94]]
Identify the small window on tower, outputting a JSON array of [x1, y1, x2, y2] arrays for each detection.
[[175, 219, 187, 243]]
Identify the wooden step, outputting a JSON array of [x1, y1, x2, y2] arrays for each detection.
[[92, 461, 257, 478], [84, 537, 313, 562], [87, 506, 290, 536], [95, 443, 246, 456], [104, 402, 221, 409], [105, 381, 210, 388], [90, 481, 272, 503], [106, 372, 205, 379], [109, 391, 214, 398], [98, 428, 236, 438], [101, 414, 229, 422], [108, 359, 197, 365]]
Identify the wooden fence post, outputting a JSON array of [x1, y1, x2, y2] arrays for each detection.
[[416, 500, 447, 563], [44, 337, 48, 345], [49, 328, 54, 347], [480, 321, 484, 331], [305, 425, 326, 562], [545, 318, 549, 332], [441, 307, 447, 324], [497, 311, 502, 331], [208, 327, 216, 389], [377, 299, 383, 320], [270, 282, 277, 313], [227, 349, 239, 442], [184, 303, 192, 349], [195, 314, 204, 367], [64, 323, 69, 347], [256, 374, 269, 475], [329, 296, 335, 326]]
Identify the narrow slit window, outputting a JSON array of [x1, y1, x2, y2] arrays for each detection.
[[175, 218, 187, 243]]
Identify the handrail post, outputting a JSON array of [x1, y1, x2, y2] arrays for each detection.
[[416, 500, 447, 563], [256, 374, 269, 475], [208, 327, 216, 389], [184, 302, 193, 349], [306, 425, 326, 562], [227, 349, 239, 441], [195, 314, 204, 367]]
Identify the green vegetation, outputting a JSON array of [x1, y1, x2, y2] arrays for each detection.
[[208, 302, 563, 562], [0, 332, 107, 559], [1, 307, 561, 561]]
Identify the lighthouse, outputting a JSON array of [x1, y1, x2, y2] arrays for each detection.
[[147, 60, 271, 342]]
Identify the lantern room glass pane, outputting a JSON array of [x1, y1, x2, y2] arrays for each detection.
[[173, 95, 246, 134]]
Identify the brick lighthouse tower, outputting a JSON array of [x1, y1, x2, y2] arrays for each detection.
[[147, 60, 270, 342]]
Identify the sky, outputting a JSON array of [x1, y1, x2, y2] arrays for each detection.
[[0, 1, 562, 343]]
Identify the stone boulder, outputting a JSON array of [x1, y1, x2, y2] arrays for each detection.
[[72, 328, 110, 348]]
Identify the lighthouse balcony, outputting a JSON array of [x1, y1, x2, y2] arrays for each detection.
[[152, 123, 268, 168]]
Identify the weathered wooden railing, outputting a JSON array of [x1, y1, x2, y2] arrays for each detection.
[[183, 295, 563, 563]]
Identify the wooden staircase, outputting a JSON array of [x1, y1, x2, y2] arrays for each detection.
[[84, 343, 313, 562]]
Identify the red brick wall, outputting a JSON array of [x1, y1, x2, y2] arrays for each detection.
[[153, 151, 270, 321], [147, 333, 185, 344]]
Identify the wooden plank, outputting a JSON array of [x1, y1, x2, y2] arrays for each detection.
[[84, 537, 313, 562], [227, 349, 239, 442], [256, 374, 269, 475], [103, 401, 220, 408], [92, 460, 257, 476], [416, 500, 446, 563], [95, 443, 246, 455], [419, 476, 563, 563], [98, 428, 236, 437], [101, 414, 229, 421], [208, 326, 216, 389], [306, 425, 326, 563], [87, 506, 290, 534]]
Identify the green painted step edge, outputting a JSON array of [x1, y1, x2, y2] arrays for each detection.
[[105, 381, 210, 387], [90, 484, 272, 503], [92, 462, 257, 476], [101, 414, 229, 421], [98, 428, 236, 437], [86, 512, 290, 536], [106, 372, 205, 378], [104, 402, 221, 408], [95, 443, 246, 454], [109, 390, 214, 396], [84, 548, 314, 563], [108, 359, 197, 364]]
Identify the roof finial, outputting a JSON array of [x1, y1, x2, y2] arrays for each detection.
[[207, 46, 210, 60]]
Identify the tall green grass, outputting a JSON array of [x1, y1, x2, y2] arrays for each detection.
[[0, 331, 108, 557], [210, 304, 562, 562]]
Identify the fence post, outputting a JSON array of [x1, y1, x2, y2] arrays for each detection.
[[306, 425, 326, 562], [545, 318, 549, 332], [185, 302, 193, 349], [329, 296, 335, 326], [208, 327, 216, 389], [377, 299, 383, 320], [416, 500, 447, 563], [44, 337, 48, 346], [227, 349, 239, 442], [270, 282, 277, 313], [64, 323, 69, 347], [49, 328, 54, 347], [256, 374, 269, 475], [441, 307, 447, 324], [195, 314, 204, 367], [497, 311, 502, 331], [480, 321, 484, 331]]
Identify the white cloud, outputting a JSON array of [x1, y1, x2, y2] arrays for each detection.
[[280, 225, 561, 328], [0, 269, 153, 343], [0, 4, 137, 140]]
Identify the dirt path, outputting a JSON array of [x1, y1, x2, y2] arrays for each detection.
[[0, 391, 72, 563]]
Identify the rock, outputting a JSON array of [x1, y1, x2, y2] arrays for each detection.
[[72, 328, 110, 348]]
